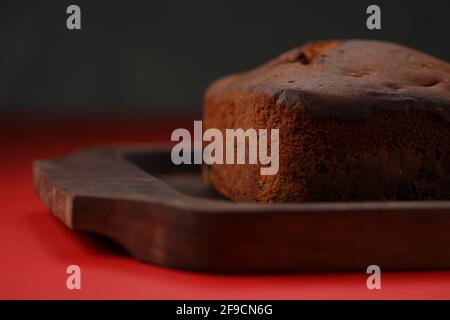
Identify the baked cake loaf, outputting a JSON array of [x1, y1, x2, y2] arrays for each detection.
[[202, 40, 450, 202]]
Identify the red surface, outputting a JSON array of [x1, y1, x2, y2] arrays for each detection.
[[1, 117, 450, 300]]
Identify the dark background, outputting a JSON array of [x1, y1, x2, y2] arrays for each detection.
[[1, 0, 449, 117]]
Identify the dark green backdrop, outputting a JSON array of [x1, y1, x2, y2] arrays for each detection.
[[1, 0, 449, 116]]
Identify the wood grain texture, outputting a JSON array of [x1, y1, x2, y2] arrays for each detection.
[[33, 146, 450, 272]]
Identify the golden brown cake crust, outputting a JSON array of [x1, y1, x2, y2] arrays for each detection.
[[203, 40, 450, 202]]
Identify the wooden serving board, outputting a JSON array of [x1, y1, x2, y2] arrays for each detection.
[[33, 146, 450, 272]]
